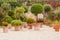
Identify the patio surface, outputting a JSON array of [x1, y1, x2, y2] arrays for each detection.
[[0, 25, 60, 40]]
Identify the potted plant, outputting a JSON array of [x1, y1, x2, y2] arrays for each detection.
[[31, 4, 44, 28], [11, 20, 23, 31], [23, 22, 28, 28], [53, 23, 60, 32], [2, 21, 8, 33], [45, 12, 55, 27], [52, 20, 60, 32], [26, 18, 35, 29], [44, 19, 52, 27], [31, 4, 43, 16], [5, 15, 13, 29]]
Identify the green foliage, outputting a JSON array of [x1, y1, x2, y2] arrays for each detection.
[[23, 6, 28, 13], [14, 7, 25, 19], [31, 4, 43, 15], [26, 18, 35, 24], [44, 4, 52, 13], [27, 0, 31, 6], [5, 15, 13, 23], [55, 8, 60, 19], [2, 21, 8, 26], [0, 2, 3, 7], [11, 20, 23, 26], [0, 0, 17, 2], [8, 10, 14, 16], [9, 2, 20, 9], [1, 2, 11, 11], [15, 7, 25, 14], [46, 13, 55, 21]]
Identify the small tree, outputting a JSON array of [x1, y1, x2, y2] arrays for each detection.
[[44, 4, 52, 13], [31, 4, 43, 16], [26, 17, 35, 29], [14, 7, 26, 21]]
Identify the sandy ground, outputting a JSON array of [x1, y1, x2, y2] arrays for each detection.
[[0, 25, 60, 40]]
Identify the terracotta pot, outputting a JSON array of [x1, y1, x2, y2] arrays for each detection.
[[2, 26, 8, 33], [45, 19, 51, 27], [28, 24, 32, 29], [23, 22, 28, 28], [39, 23, 43, 28], [33, 23, 40, 30], [8, 24, 12, 29], [53, 24, 60, 32], [14, 25, 20, 31]]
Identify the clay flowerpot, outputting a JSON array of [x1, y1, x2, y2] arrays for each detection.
[[14, 25, 20, 31], [2, 26, 8, 33], [2, 21, 8, 33], [28, 24, 32, 29], [39, 23, 43, 28], [23, 22, 28, 28], [33, 23, 40, 30], [53, 24, 60, 32], [8, 24, 12, 29], [45, 19, 51, 27]]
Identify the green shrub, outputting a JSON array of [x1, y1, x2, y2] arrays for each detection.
[[9, 2, 20, 9], [15, 7, 25, 14], [31, 4, 43, 15], [46, 13, 55, 21], [26, 18, 35, 24], [23, 6, 28, 13], [44, 4, 52, 13], [27, 0, 31, 6], [55, 8, 60, 19], [14, 7, 25, 19], [1, 2, 11, 11], [2, 21, 8, 27], [8, 10, 14, 16], [11, 20, 23, 26], [0, 2, 3, 7], [5, 15, 13, 23]]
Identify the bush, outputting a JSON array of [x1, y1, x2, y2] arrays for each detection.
[[14, 7, 25, 20], [5, 15, 13, 23], [55, 8, 60, 19], [15, 7, 25, 14], [31, 4, 43, 15], [1, 2, 11, 11], [26, 18, 35, 24], [44, 4, 52, 13], [2, 21, 8, 27], [46, 13, 55, 21], [23, 6, 28, 13], [0, 2, 3, 7], [11, 20, 23, 26], [9, 2, 20, 9]]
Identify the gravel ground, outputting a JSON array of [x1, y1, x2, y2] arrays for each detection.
[[0, 25, 60, 40]]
